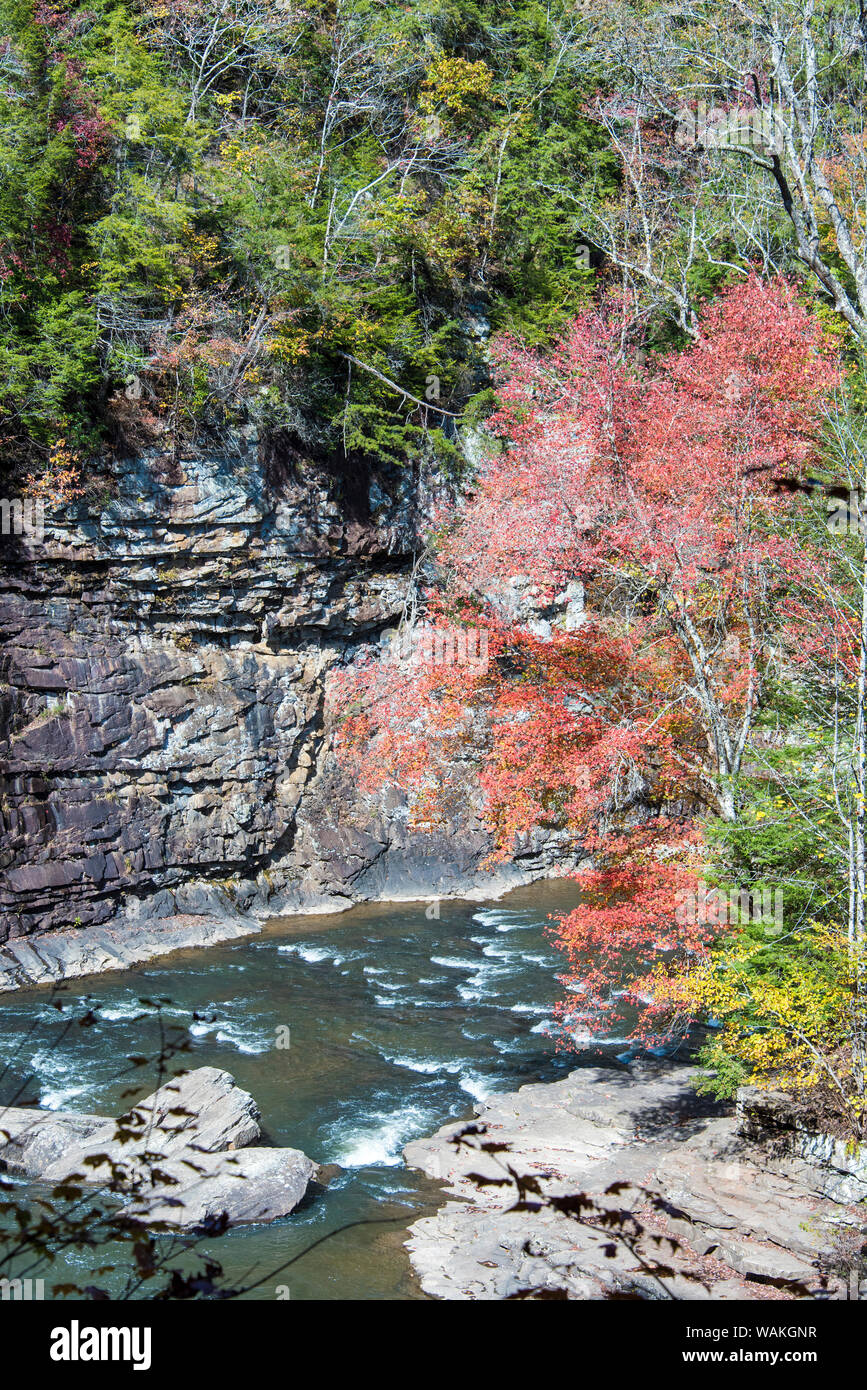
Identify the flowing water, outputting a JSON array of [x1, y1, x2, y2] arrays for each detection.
[[0, 880, 645, 1301]]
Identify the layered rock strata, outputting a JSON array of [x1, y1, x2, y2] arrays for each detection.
[[0, 440, 575, 988]]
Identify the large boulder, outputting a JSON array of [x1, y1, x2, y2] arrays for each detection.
[[0, 1067, 318, 1232], [41, 1066, 261, 1183], [127, 1065, 262, 1153], [0, 1109, 106, 1176], [121, 1146, 317, 1230]]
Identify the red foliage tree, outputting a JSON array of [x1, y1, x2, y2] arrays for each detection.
[[334, 276, 841, 1042]]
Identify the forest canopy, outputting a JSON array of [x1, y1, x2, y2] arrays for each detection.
[[5, 0, 867, 1134], [0, 0, 615, 486]]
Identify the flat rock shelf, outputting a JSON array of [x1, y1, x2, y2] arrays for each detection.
[[403, 1062, 863, 1300]]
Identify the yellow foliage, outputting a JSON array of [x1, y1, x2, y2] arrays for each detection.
[[656, 922, 866, 1119], [420, 56, 494, 119]]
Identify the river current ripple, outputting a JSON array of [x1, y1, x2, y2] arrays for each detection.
[[0, 880, 637, 1300]]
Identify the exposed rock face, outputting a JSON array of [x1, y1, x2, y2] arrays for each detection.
[[0, 1066, 316, 1231], [737, 1087, 867, 1205], [0, 439, 575, 987], [0, 913, 270, 992], [403, 1064, 859, 1300]]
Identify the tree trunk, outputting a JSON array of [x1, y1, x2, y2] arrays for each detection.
[[850, 546, 867, 1096]]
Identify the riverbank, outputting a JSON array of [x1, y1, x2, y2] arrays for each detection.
[[0, 886, 581, 1298], [0, 859, 564, 993], [403, 1061, 864, 1300]]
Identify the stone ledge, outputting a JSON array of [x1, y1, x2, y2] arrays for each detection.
[[403, 1064, 856, 1300], [737, 1087, 867, 1204]]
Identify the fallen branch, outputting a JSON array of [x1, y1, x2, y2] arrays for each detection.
[[339, 352, 463, 419]]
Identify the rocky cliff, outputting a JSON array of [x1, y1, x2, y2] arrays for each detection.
[[0, 434, 571, 988]]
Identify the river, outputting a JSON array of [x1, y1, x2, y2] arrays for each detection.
[[0, 880, 641, 1300]]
